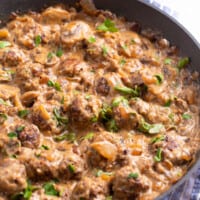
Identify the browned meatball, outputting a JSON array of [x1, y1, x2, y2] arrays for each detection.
[[0, 158, 27, 194], [17, 124, 40, 148], [95, 77, 110, 96], [68, 95, 102, 129], [71, 177, 109, 200], [112, 166, 149, 200]]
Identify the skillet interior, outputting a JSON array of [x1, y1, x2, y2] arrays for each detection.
[[0, 0, 200, 199]]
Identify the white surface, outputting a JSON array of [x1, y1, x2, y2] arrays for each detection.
[[148, 0, 200, 43]]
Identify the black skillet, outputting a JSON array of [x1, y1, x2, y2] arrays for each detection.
[[0, 0, 200, 199]]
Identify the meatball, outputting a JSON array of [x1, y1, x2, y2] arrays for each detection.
[[17, 124, 40, 148], [95, 77, 110, 96], [71, 177, 108, 200], [0, 158, 27, 194], [112, 166, 149, 199], [68, 95, 102, 129]]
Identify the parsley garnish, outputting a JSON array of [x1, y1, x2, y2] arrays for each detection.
[[18, 109, 30, 118], [54, 132, 76, 142], [154, 148, 162, 162], [81, 132, 94, 140], [102, 46, 108, 56], [139, 120, 164, 134], [151, 135, 165, 144], [106, 119, 118, 132], [119, 59, 126, 66], [35, 35, 42, 46], [114, 85, 140, 97], [182, 113, 192, 120], [41, 145, 49, 150], [164, 99, 172, 107], [43, 182, 60, 197], [112, 96, 128, 107], [97, 19, 118, 32], [8, 132, 17, 138], [95, 170, 113, 177], [47, 80, 61, 91], [0, 41, 11, 48], [177, 57, 189, 70], [88, 36, 96, 43], [53, 108, 68, 126], [68, 164, 76, 173], [56, 48, 63, 57], [164, 58, 172, 65], [0, 113, 7, 124], [128, 172, 139, 179], [154, 74, 164, 84]]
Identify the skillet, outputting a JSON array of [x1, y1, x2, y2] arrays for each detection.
[[0, 0, 200, 199]]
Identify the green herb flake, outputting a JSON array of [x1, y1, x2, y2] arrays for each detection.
[[0, 98, 9, 106], [182, 113, 192, 120], [106, 119, 118, 132], [41, 145, 49, 150], [164, 58, 172, 65], [106, 196, 112, 200], [90, 115, 98, 123], [43, 182, 60, 197], [35, 35, 42, 46], [154, 74, 164, 85], [85, 94, 91, 100], [154, 148, 162, 162], [151, 135, 165, 144], [97, 19, 118, 33], [53, 108, 68, 126], [0, 41, 11, 49], [68, 164, 76, 173], [164, 99, 172, 107], [168, 113, 174, 121], [112, 96, 128, 107], [18, 109, 30, 118], [177, 57, 190, 70], [47, 52, 54, 59], [131, 39, 135, 44], [56, 48, 63, 57], [139, 120, 164, 134], [47, 80, 61, 91], [8, 132, 17, 138], [99, 104, 112, 121], [119, 59, 126, 66], [54, 132, 76, 143], [16, 126, 25, 132], [0, 113, 7, 123], [114, 85, 139, 97], [128, 172, 139, 179], [81, 132, 94, 140], [102, 46, 108, 56], [88, 36, 96, 43]]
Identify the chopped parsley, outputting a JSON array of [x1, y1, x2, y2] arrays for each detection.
[[53, 108, 68, 126], [112, 96, 128, 107], [0, 113, 7, 124], [128, 172, 139, 179], [139, 120, 164, 134], [164, 58, 172, 65], [8, 132, 17, 138], [106, 119, 118, 132], [68, 164, 76, 173], [56, 48, 63, 57], [43, 182, 60, 197], [164, 99, 172, 107], [97, 19, 118, 32], [85, 94, 91, 100], [177, 57, 189, 70], [47, 80, 61, 91], [119, 59, 126, 66], [0, 41, 11, 49], [41, 145, 49, 150], [47, 52, 54, 59], [102, 46, 108, 56], [34, 35, 42, 46], [151, 135, 165, 144], [54, 132, 76, 143], [81, 132, 94, 140], [182, 113, 192, 120], [16, 126, 25, 132], [154, 148, 162, 162], [106, 196, 113, 200], [114, 85, 140, 97], [90, 115, 98, 123], [18, 109, 30, 118], [154, 74, 164, 84], [88, 36, 96, 43], [0, 98, 10, 106]]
